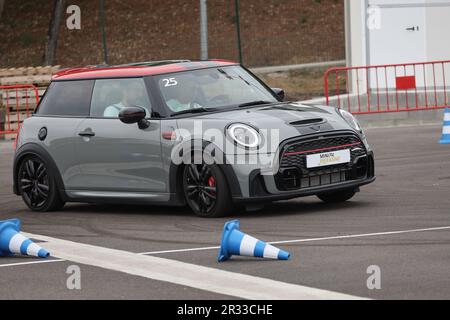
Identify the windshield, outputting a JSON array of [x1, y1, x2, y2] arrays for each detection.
[[155, 66, 278, 114]]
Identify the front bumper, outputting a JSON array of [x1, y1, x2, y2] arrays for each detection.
[[229, 131, 376, 203], [233, 175, 376, 203]]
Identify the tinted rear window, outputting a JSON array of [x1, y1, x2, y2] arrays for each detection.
[[36, 80, 94, 116]]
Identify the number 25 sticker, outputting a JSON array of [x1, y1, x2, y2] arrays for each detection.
[[162, 78, 178, 87]]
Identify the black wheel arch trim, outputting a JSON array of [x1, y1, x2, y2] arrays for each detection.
[[168, 140, 243, 203], [13, 143, 66, 200], [169, 162, 243, 204]]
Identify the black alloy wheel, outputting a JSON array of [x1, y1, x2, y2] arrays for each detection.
[[18, 155, 65, 212], [183, 164, 231, 217]]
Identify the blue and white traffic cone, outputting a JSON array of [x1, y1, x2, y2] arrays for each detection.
[[0, 219, 50, 258], [218, 220, 290, 262], [439, 108, 450, 144]]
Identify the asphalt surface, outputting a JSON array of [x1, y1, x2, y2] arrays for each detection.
[[0, 124, 449, 300]]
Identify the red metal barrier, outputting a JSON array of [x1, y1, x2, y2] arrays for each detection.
[[0, 84, 40, 138], [324, 60, 450, 114]]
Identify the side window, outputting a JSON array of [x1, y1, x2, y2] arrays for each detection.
[[90, 78, 152, 118], [36, 80, 94, 116]]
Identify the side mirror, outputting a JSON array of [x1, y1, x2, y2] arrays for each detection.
[[272, 88, 285, 101], [119, 106, 150, 129]]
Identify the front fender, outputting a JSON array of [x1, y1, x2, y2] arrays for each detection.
[[168, 139, 243, 201]]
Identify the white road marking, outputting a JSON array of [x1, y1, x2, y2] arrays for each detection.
[[269, 225, 450, 245], [138, 246, 220, 255], [0, 259, 64, 268], [138, 225, 450, 255], [1, 225, 449, 269], [21, 232, 363, 300]]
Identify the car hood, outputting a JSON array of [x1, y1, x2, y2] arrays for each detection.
[[175, 102, 357, 152]]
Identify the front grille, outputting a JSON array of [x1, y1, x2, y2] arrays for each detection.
[[280, 135, 362, 167], [275, 133, 369, 191]]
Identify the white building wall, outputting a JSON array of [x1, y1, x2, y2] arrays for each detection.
[[346, 0, 450, 91], [347, 0, 450, 67], [425, 4, 450, 61]]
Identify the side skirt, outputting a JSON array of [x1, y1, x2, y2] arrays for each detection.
[[64, 190, 185, 206]]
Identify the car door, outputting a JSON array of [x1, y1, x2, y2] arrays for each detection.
[[72, 78, 166, 193]]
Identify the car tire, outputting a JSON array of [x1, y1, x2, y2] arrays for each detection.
[[18, 155, 65, 212], [317, 189, 356, 203], [183, 164, 232, 218]]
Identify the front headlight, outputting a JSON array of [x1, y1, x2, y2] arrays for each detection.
[[227, 123, 261, 148], [339, 109, 362, 132]]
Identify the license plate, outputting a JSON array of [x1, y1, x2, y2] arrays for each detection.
[[306, 149, 351, 168]]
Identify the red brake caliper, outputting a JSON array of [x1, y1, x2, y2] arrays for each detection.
[[208, 176, 216, 194]]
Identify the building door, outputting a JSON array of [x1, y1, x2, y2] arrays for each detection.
[[368, 4, 427, 88]]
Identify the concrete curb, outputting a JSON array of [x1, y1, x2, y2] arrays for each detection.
[[251, 60, 346, 74]]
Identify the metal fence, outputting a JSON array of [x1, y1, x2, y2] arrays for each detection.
[[324, 60, 450, 114], [153, 0, 346, 67], [0, 84, 39, 139]]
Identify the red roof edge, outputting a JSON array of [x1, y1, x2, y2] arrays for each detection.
[[52, 60, 238, 81]]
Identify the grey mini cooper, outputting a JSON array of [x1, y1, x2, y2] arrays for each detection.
[[13, 60, 375, 217]]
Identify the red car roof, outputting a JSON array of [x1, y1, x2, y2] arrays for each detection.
[[52, 60, 238, 81]]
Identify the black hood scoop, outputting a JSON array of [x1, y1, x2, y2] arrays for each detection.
[[290, 118, 324, 126]]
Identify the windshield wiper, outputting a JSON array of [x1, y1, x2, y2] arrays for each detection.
[[238, 100, 273, 108], [170, 107, 216, 117]]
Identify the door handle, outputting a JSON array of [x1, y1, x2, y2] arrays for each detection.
[[406, 26, 419, 31], [78, 128, 95, 137]]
